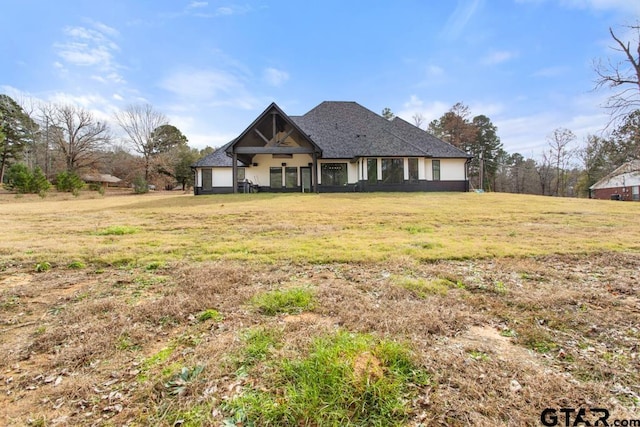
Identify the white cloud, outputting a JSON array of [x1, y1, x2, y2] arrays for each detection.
[[216, 7, 234, 15], [426, 65, 445, 77], [87, 20, 120, 38], [515, 0, 640, 14], [53, 21, 124, 84], [398, 95, 504, 127], [395, 93, 610, 160], [263, 68, 290, 87], [494, 96, 609, 158], [186, 4, 254, 18], [468, 101, 504, 117], [441, 0, 484, 40], [159, 68, 260, 110], [397, 95, 450, 125], [56, 41, 112, 67], [167, 112, 237, 148], [215, 4, 253, 16], [481, 50, 518, 65], [188, 1, 208, 9], [160, 69, 240, 99], [403, 95, 424, 110]]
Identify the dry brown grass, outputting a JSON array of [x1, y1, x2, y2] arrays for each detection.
[[0, 192, 639, 425]]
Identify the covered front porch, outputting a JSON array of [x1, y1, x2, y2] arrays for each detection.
[[227, 103, 322, 193]]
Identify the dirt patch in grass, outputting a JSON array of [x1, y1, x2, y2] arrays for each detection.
[[0, 252, 638, 425]]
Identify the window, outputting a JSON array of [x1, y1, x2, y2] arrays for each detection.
[[285, 167, 298, 188], [382, 158, 403, 184], [237, 167, 245, 181], [408, 158, 418, 183], [201, 168, 212, 189], [321, 163, 347, 186], [367, 159, 377, 184], [432, 160, 441, 181], [270, 167, 283, 188]]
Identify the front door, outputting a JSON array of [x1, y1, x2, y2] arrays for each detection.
[[301, 167, 311, 193]]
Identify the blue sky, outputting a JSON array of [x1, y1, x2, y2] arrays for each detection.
[[1, 1, 638, 158]]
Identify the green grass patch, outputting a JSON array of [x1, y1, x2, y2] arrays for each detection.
[[94, 225, 139, 236], [234, 327, 281, 369], [196, 308, 223, 323], [518, 328, 558, 354], [34, 261, 51, 273], [393, 276, 461, 297], [67, 260, 86, 269], [145, 261, 165, 270], [137, 346, 175, 382], [116, 333, 140, 351], [468, 350, 490, 361], [250, 287, 315, 315], [225, 331, 429, 426], [157, 403, 213, 427]]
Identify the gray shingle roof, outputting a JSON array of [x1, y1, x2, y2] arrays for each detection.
[[590, 160, 640, 190], [292, 101, 469, 159], [193, 101, 470, 167], [191, 140, 244, 168]]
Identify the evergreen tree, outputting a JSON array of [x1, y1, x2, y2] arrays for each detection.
[[0, 95, 38, 183]]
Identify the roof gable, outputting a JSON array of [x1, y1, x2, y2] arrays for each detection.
[[226, 102, 321, 164], [590, 160, 640, 189]]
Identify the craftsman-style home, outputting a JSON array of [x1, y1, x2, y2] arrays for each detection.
[[192, 101, 471, 194]]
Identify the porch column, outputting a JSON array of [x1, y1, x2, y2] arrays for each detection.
[[312, 152, 319, 193], [232, 152, 238, 194]]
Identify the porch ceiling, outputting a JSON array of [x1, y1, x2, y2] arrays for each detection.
[[227, 103, 322, 158]]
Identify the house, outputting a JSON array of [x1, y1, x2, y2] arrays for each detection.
[[589, 160, 640, 201], [192, 101, 472, 194], [82, 173, 122, 189]]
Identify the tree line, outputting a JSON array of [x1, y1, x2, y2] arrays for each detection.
[[384, 22, 640, 197], [2, 22, 637, 198], [0, 96, 213, 195]]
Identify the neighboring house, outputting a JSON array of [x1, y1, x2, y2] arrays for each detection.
[[192, 101, 472, 194], [589, 160, 640, 201], [82, 173, 122, 188]]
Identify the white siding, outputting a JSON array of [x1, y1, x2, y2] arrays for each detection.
[[359, 157, 462, 181], [418, 158, 426, 180], [242, 154, 314, 187], [425, 158, 467, 181], [440, 159, 467, 180], [212, 168, 233, 187]]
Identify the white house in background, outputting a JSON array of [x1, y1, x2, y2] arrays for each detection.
[[192, 101, 472, 194]]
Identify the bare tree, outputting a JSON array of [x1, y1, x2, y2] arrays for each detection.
[[547, 128, 576, 196], [114, 104, 168, 181], [412, 112, 425, 128], [594, 22, 640, 125], [537, 149, 554, 196], [44, 104, 111, 173]]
